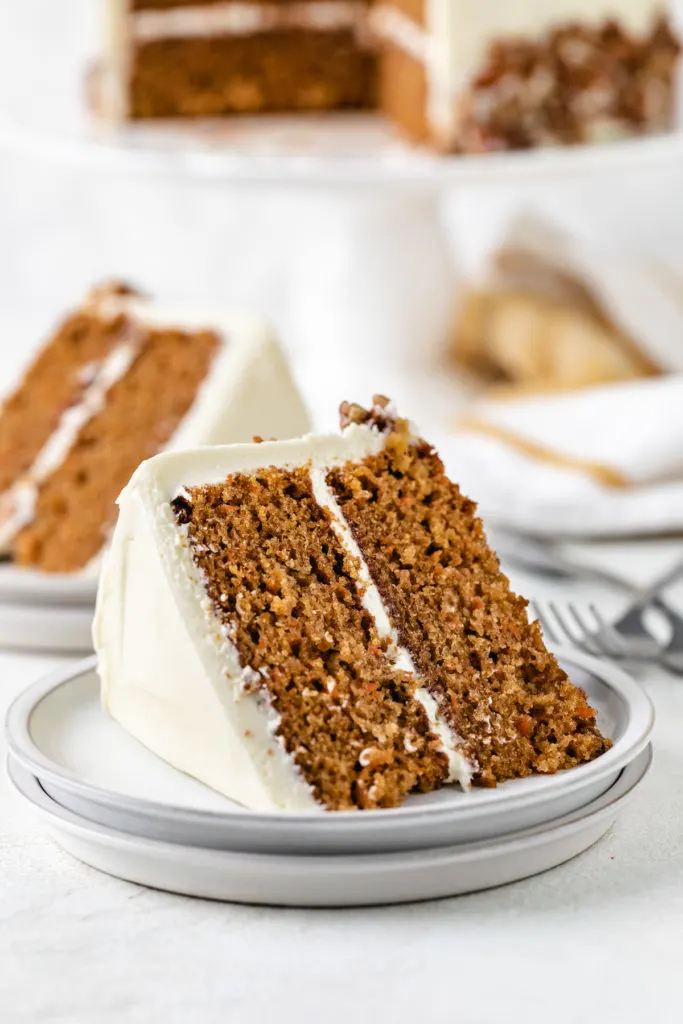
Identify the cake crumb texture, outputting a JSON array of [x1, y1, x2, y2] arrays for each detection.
[[15, 326, 220, 572], [175, 466, 449, 810], [130, 32, 376, 118], [0, 313, 127, 497], [327, 419, 610, 786]]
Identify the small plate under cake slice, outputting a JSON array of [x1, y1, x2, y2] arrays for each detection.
[[95, 396, 610, 812]]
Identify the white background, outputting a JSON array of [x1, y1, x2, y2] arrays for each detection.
[[1, 5, 683, 1022]]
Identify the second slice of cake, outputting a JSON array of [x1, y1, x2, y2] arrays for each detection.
[[95, 397, 609, 812], [0, 284, 309, 572]]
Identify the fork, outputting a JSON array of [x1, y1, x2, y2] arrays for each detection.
[[533, 600, 663, 663], [534, 568, 683, 673], [532, 553, 683, 672], [490, 528, 683, 651]]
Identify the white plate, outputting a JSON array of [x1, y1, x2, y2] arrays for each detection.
[[0, 601, 94, 654], [6, 747, 652, 906], [5, 650, 654, 854], [0, 563, 97, 607], [0, 563, 96, 652]]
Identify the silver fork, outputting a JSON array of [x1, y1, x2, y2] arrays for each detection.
[[533, 557, 683, 672], [532, 600, 663, 662], [490, 529, 683, 651]]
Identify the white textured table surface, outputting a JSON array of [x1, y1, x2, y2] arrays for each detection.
[[2, 547, 683, 1024]]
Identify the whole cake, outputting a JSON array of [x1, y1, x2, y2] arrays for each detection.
[[97, 0, 680, 152], [0, 284, 309, 573], [95, 396, 609, 812]]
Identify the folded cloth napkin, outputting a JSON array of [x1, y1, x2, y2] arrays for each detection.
[[440, 374, 683, 537], [438, 213, 683, 538], [452, 213, 683, 389]]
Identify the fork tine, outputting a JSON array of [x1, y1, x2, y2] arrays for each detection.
[[570, 602, 629, 658], [547, 601, 594, 652], [531, 602, 561, 645], [590, 603, 660, 659], [563, 602, 610, 657], [588, 604, 630, 656]]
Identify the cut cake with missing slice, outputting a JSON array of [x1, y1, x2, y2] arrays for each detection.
[[95, 396, 610, 812], [0, 283, 309, 573]]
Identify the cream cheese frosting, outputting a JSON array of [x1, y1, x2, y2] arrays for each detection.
[[133, 2, 369, 42], [95, 424, 473, 812]]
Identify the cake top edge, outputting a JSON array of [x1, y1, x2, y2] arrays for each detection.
[[119, 398, 419, 506], [80, 280, 275, 338]]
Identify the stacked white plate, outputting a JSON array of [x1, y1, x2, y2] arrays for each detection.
[[6, 648, 654, 906], [0, 565, 95, 652]]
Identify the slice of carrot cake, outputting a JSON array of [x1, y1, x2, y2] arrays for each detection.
[[95, 395, 609, 812], [0, 283, 309, 573]]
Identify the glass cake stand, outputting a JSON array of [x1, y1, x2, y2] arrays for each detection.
[[2, 0, 683, 429]]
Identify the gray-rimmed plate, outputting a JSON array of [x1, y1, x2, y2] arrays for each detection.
[[7, 747, 652, 906], [0, 563, 97, 606], [5, 649, 654, 854]]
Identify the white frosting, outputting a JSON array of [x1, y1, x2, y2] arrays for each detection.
[[95, 423, 473, 811], [92, 295, 311, 453], [133, 2, 369, 42], [0, 334, 141, 554], [369, 6, 428, 64], [372, 0, 666, 145]]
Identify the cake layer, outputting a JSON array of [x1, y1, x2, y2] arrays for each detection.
[[0, 287, 310, 572], [372, 1, 679, 151], [0, 297, 133, 498], [96, 398, 609, 812], [327, 405, 608, 784], [130, 30, 375, 118], [173, 464, 450, 809]]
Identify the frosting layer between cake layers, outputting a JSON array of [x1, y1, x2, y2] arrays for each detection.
[[95, 423, 473, 812], [133, 2, 370, 41]]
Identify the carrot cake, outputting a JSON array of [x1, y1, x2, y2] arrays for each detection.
[[0, 283, 309, 573], [96, 1, 680, 152], [95, 395, 609, 812]]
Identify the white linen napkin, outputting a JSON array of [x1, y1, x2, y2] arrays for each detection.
[[440, 375, 683, 538], [439, 215, 683, 538]]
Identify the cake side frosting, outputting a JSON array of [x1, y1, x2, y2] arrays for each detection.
[[96, 428, 387, 811]]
